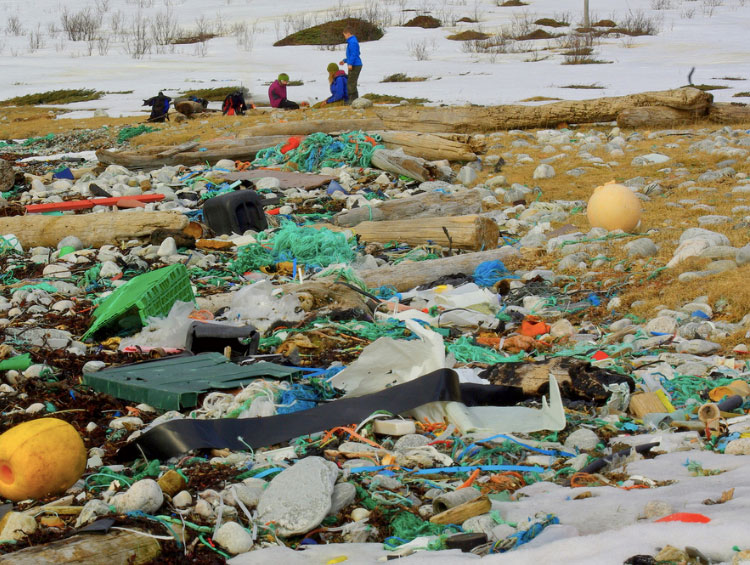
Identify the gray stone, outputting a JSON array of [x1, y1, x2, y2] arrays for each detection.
[[351, 97, 373, 109], [257, 456, 338, 536], [111, 479, 164, 514], [679, 228, 730, 246], [698, 167, 735, 183], [676, 340, 721, 355], [457, 166, 478, 187], [737, 245, 750, 266], [214, 521, 253, 554], [566, 167, 586, 177], [57, 235, 84, 251], [624, 238, 657, 258], [394, 434, 431, 451], [700, 245, 739, 260], [99, 260, 122, 278], [328, 482, 357, 516], [173, 490, 192, 508], [646, 316, 678, 335], [631, 153, 670, 166], [564, 428, 600, 451], [75, 499, 112, 528], [533, 164, 555, 179], [698, 215, 730, 226], [157, 237, 177, 257]]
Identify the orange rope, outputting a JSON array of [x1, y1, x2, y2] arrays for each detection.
[[570, 472, 602, 488], [458, 469, 480, 489], [319, 425, 383, 449]]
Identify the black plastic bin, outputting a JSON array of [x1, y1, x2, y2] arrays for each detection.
[[185, 321, 260, 359], [202, 190, 268, 236]]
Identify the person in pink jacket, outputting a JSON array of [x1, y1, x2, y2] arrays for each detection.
[[268, 73, 299, 110]]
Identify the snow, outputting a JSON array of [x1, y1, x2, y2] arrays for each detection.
[[0, 0, 749, 118], [3, 1, 750, 562]]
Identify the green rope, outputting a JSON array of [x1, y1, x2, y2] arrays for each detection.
[[252, 131, 384, 172], [447, 336, 526, 364]]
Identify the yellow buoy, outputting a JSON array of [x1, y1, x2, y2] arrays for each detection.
[[586, 180, 642, 232], [0, 418, 87, 501]]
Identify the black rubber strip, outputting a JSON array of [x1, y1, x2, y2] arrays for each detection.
[[117, 369, 526, 462]]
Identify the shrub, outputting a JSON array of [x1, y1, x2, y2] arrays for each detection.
[[404, 15, 441, 28], [382, 73, 428, 82], [274, 17, 383, 46], [61, 7, 99, 41], [1, 89, 103, 106]]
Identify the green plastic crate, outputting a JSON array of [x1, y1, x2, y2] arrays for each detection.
[[83, 264, 195, 340], [83, 352, 302, 410]]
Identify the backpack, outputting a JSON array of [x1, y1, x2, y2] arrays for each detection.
[[222, 92, 246, 116]]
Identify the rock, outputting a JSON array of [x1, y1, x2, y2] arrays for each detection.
[[646, 316, 677, 335], [214, 159, 236, 171], [351, 97, 373, 109], [257, 456, 338, 536], [676, 340, 721, 355], [394, 434, 430, 451], [75, 499, 112, 527], [328, 482, 357, 516], [533, 164, 555, 179], [550, 318, 574, 338], [99, 260, 122, 278], [110, 479, 164, 514], [725, 437, 750, 455], [631, 153, 670, 166], [0, 512, 37, 541], [157, 237, 177, 257], [214, 521, 254, 554], [351, 507, 371, 521], [679, 228, 730, 247], [737, 245, 750, 266], [563, 428, 600, 451], [0, 160, 14, 192], [173, 490, 192, 508], [624, 238, 657, 258], [43, 264, 71, 279], [642, 500, 673, 519], [456, 166, 478, 187], [57, 235, 83, 251]]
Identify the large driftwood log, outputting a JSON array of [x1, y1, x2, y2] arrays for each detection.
[[616, 105, 706, 128], [376, 131, 476, 161], [376, 87, 713, 133], [370, 148, 432, 182], [335, 190, 486, 227], [0, 211, 188, 248], [708, 103, 750, 124], [240, 118, 384, 137], [353, 215, 498, 252], [96, 136, 293, 168], [0, 529, 160, 564], [359, 247, 517, 291]]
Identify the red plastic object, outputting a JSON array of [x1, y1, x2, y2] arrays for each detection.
[[591, 351, 610, 361], [26, 194, 165, 213], [655, 513, 710, 524], [280, 136, 302, 154], [520, 316, 550, 338]]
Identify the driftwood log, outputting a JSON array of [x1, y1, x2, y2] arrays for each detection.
[[0, 529, 161, 564], [708, 103, 750, 124], [352, 214, 498, 252], [240, 118, 384, 137], [96, 136, 293, 168], [376, 87, 713, 133], [370, 149, 433, 182], [359, 247, 517, 291], [0, 211, 188, 248], [376, 131, 476, 161], [335, 190, 487, 227], [616, 105, 707, 128]]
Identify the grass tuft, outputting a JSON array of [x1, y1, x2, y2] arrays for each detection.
[[382, 73, 428, 83], [1, 89, 103, 106], [274, 18, 383, 47], [363, 93, 429, 104]]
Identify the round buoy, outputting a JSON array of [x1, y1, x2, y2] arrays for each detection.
[[586, 180, 642, 232], [0, 418, 86, 501]]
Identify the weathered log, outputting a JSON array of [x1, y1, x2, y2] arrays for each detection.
[[241, 118, 384, 137], [376, 131, 476, 162], [95, 136, 293, 169], [0, 529, 160, 564], [353, 215, 498, 251], [370, 148, 433, 182], [430, 496, 491, 525], [376, 87, 713, 133], [335, 190, 486, 227], [174, 100, 206, 117], [708, 102, 750, 124], [0, 210, 188, 248], [616, 105, 706, 128], [359, 247, 517, 292]]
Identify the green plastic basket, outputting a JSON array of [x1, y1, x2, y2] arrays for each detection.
[[83, 264, 195, 340]]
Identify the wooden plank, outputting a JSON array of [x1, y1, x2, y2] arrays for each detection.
[[629, 392, 668, 418], [430, 495, 491, 525], [353, 214, 499, 252], [240, 118, 385, 137], [25, 194, 165, 213], [155, 141, 200, 157], [616, 106, 705, 128]]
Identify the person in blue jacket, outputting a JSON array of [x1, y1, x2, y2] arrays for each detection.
[[319, 62, 349, 107], [339, 27, 362, 103]]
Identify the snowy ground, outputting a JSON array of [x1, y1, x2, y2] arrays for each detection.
[[1, 0, 749, 118]]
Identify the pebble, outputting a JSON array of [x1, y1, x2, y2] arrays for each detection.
[[563, 428, 600, 451], [676, 339, 721, 355], [172, 490, 192, 508], [110, 479, 164, 514], [214, 521, 253, 554], [257, 456, 338, 536]]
